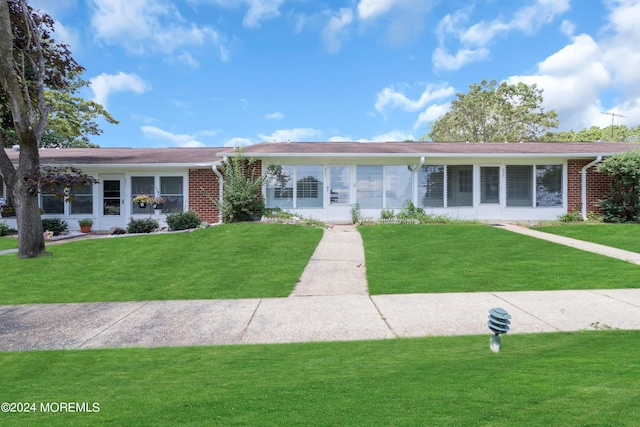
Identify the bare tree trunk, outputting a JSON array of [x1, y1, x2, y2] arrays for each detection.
[[13, 141, 47, 258]]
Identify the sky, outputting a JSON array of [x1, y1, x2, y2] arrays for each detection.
[[29, 0, 640, 148]]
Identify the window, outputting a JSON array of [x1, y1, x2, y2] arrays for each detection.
[[447, 165, 473, 207], [385, 166, 413, 209], [296, 166, 323, 208], [356, 166, 383, 209], [266, 165, 294, 208], [132, 176, 155, 214], [506, 165, 533, 207], [419, 165, 444, 208], [131, 176, 185, 214], [536, 165, 562, 207], [41, 186, 64, 214], [160, 176, 184, 213], [330, 166, 350, 205], [70, 185, 93, 214], [481, 167, 500, 204]]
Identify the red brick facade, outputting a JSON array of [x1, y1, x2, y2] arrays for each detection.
[[567, 159, 612, 215], [187, 160, 263, 223], [188, 168, 221, 223]]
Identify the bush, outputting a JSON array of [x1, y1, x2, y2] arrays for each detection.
[[558, 211, 583, 223], [126, 218, 159, 234], [41, 218, 69, 236], [166, 210, 201, 231], [380, 209, 395, 220], [0, 221, 9, 236]]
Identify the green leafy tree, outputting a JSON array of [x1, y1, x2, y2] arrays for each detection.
[[214, 149, 272, 223], [423, 80, 559, 142], [0, 0, 95, 258], [2, 73, 118, 148], [596, 150, 640, 223], [542, 125, 640, 142]]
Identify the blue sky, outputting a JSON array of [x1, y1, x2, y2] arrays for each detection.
[[31, 0, 640, 148]]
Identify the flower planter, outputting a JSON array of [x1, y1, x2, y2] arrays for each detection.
[[153, 203, 164, 210], [80, 224, 92, 233], [138, 202, 147, 208]]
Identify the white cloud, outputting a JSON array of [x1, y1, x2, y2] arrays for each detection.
[[328, 136, 354, 142], [414, 102, 451, 131], [357, 130, 415, 142], [508, 33, 611, 130], [432, 46, 489, 71], [357, 0, 434, 45], [141, 126, 205, 147], [90, 0, 229, 61], [176, 52, 200, 68], [601, 0, 640, 95], [434, 0, 570, 71], [258, 128, 323, 142], [195, 0, 284, 29], [375, 83, 455, 115], [357, 0, 396, 21], [265, 112, 285, 120], [321, 8, 353, 53], [89, 72, 150, 107], [225, 137, 254, 147], [243, 0, 284, 28], [560, 19, 576, 36]]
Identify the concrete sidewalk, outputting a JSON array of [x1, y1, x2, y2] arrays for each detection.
[[2, 223, 640, 352], [1, 289, 639, 351], [494, 223, 640, 265]]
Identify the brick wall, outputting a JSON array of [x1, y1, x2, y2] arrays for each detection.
[[567, 159, 612, 215], [188, 168, 220, 223], [187, 160, 263, 223]]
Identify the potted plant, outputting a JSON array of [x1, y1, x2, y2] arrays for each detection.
[[133, 195, 153, 208], [0, 204, 15, 217], [78, 218, 93, 233], [152, 196, 165, 210]]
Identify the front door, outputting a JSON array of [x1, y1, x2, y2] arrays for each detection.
[[99, 175, 125, 230], [478, 166, 503, 219], [327, 165, 352, 223]]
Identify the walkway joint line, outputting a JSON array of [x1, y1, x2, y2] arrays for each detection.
[[77, 300, 152, 349], [490, 292, 561, 332], [369, 296, 399, 338]]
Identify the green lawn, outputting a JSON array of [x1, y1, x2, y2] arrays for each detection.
[[360, 224, 640, 294], [0, 236, 18, 251], [0, 331, 638, 426], [0, 223, 323, 304], [531, 223, 640, 253]]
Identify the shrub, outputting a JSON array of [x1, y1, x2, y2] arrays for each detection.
[[380, 209, 395, 220], [212, 149, 268, 223], [0, 221, 9, 236], [126, 218, 159, 234], [166, 210, 201, 231], [351, 203, 361, 224], [596, 150, 640, 223], [559, 211, 583, 223], [41, 218, 69, 236]]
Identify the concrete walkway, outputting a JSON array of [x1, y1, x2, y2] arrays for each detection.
[[290, 225, 368, 296], [495, 222, 640, 265], [1, 223, 640, 351]]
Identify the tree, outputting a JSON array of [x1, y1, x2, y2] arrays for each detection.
[[596, 150, 640, 223], [0, 0, 87, 258], [542, 125, 640, 143], [423, 80, 559, 142], [213, 149, 272, 223], [2, 73, 118, 148]]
